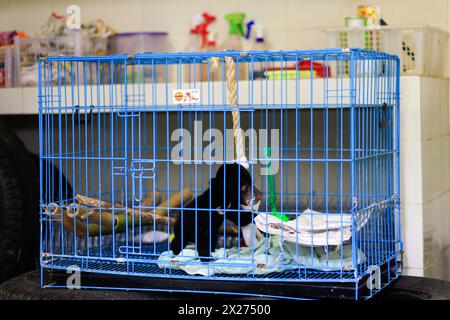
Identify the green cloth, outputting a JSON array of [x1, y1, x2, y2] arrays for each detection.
[[157, 235, 365, 277]]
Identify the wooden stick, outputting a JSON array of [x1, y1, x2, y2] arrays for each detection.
[[46, 201, 239, 238], [59, 205, 132, 237], [154, 188, 194, 217], [75, 194, 122, 210], [75, 194, 175, 226], [80, 211, 136, 234], [44, 204, 93, 237], [141, 192, 162, 207], [51, 190, 194, 238]]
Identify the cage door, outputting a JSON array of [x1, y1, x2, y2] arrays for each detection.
[[117, 159, 156, 255]]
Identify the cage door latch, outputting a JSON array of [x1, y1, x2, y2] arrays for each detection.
[[130, 160, 156, 202]]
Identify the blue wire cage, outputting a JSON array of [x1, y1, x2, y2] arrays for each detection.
[[39, 48, 401, 300]]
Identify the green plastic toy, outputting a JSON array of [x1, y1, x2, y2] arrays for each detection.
[[265, 147, 289, 222], [224, 12, 246, 37]]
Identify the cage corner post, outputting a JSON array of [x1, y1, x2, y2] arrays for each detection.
[[348, 49, 360, 300]]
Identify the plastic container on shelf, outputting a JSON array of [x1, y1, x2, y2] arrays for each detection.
[[108, 32, 170, 83], [0, 31, 18, 46], [0, 46, 15, 87], [324, 25, 449, 78], [14, 31, 108, 87], [14, 34, 81, 86], [107, 32, 169, 54]]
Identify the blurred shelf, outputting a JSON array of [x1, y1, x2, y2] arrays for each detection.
[[0, 77, 367, 115]]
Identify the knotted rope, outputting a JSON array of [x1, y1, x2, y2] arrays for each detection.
[[210, 56, 248, 169]]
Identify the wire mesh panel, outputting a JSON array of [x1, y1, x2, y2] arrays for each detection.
[[39, 49, 401, 299]]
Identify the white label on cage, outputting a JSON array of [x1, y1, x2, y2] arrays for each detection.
[[173, 89, 200, 105]]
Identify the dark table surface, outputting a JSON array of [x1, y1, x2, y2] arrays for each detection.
[[1, 270, 449, 300]]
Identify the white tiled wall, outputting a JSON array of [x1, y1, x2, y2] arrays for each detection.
[[419, 78, 450, 280], [400, 76, 450, 280], [400, 77, 424, 274]]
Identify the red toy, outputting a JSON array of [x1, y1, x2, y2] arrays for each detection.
[[298, 60, 332, 78], [190, 12, 216, 49], [266, 60, 332, 78]]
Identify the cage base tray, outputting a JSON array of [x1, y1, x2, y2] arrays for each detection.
[[42, 259, 400, 300]]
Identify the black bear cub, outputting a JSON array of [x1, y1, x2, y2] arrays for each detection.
[[171, 163, 262, 261]]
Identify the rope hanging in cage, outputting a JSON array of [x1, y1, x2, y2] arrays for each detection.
[[211, 56, 248, 169]]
